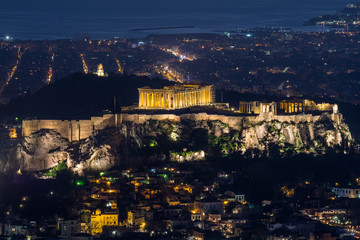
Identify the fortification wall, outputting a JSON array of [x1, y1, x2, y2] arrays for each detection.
[[22, 114, 116, 142], [22, 112, 342, 142]]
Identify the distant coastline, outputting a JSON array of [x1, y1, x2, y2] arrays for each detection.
[[129, 26, 195, 32], [0, 0, 346, 40]]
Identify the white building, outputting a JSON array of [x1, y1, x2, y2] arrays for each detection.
[[59, 219, 81, 238], [332, 187, 360, 198]]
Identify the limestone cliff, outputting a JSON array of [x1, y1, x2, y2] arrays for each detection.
[[6, 112, 353, 174]]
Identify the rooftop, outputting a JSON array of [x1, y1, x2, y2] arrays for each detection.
[[139, 82, 212, 91]]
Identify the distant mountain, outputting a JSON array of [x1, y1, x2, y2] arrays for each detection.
[[0, 73, 174, 119]]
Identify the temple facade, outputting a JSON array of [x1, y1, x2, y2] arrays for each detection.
[[138, 83, 215, 109], [239, 101, 277, 115], [239, 99, 337, 115]]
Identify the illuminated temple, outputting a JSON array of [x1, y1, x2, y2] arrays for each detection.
[[239, 99, 338, 115], [138, 83, 215, 109]]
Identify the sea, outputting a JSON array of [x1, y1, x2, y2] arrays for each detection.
[[0, 0, 352, 40]]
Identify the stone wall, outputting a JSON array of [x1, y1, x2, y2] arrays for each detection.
[[22, 114, 116, 142], [22, 112, 343, 142]]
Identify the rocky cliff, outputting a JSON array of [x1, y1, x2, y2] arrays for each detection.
[[5, 112, 352, 175]]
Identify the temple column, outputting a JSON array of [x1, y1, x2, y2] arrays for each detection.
[[165, 93, 168, 108], [170, 94, 174, 109], [177, 94, 180, 108], [160, 93, 162, 108], [174, 94, 176, 109], [139, 92, 142, 107], [176, 94, 179, 108], [140, 92, 143, 107], [162, 93, 165, 108], [173, 94, 176, 109], [205, 89, 208, 103], [208, 88, 211, 103], [205, 88, 208, 103], [181, 93, 184, 107], [169, 94, 172, 109], [164, 93, 169, 108]]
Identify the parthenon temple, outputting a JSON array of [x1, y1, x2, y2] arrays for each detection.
[[138, 83, 215, 109]]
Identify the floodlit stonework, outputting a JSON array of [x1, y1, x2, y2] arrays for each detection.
[[22, 112, 343, 142], [239, 99, 337, 115], [21, 85, 342, 143], [138, 83, 215, 109]]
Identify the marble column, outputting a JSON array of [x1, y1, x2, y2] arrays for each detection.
[[139, 92, 142, 107], [161, 93, 165, 108]]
